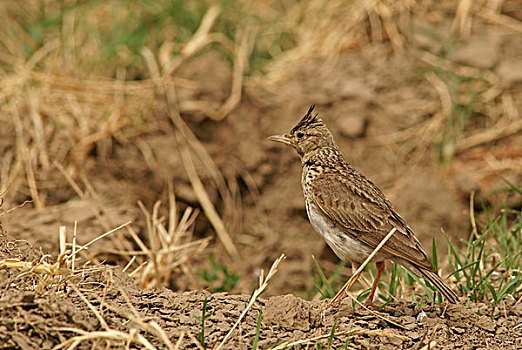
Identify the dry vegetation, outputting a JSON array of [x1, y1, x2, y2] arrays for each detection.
[[0, 0, 521, 349]]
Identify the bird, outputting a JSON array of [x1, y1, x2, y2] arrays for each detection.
[[268, 105, 458, 305]]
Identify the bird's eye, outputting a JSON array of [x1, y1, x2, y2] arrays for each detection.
[[296, 132, 304, 139]]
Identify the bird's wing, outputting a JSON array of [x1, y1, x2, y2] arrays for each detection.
[[309, 173, 435, 271]]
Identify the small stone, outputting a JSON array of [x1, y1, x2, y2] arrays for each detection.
[[416, 310, 427, 323]]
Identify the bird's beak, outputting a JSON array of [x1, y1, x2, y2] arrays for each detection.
[[267, 133, 294, 146]]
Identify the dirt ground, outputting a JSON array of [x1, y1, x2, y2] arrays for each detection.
[[1, 2, 522, 349], [1, 233, 521, 349]]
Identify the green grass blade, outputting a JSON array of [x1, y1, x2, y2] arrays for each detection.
[[328, 321, 337, 350], [432, 237, 439, 272], [252, 311, 263, 350]]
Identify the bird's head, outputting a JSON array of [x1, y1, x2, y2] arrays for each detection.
[[268, 105, 336, 158]]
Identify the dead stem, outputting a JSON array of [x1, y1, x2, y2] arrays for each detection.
[[178, 138, 240, 261], [215, 254, 286, 350]]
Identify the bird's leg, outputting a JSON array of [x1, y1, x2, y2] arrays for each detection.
[[365, 261, 385, 306]]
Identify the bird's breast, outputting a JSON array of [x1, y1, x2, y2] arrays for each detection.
[[304, 199, 374, 264]]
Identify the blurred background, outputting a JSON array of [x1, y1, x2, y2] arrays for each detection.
[[0, 0, 521, 298]]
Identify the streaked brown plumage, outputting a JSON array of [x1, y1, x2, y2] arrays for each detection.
[[268, 105, 458, 304]]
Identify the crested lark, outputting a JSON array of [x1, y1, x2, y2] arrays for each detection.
[[268, 105, 458, 305]]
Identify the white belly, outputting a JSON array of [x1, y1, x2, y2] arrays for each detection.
[[305, 200, 373, 263]]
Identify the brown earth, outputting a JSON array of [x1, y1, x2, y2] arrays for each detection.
[[1, 3, 522, 350], [1, 234, 521, 349]]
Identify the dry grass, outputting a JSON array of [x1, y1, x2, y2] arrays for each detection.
[[0, 2, 250, 266], [0, 255, 70, 277], [125, 185, 210, 290], [366, 41, 520, 173], [0, 217, 127, 295], [0, 179, 208, 292], [1, 0, 518, 236], [251, 0, 413, 84], [1, 2, 515, 170], [0, 2, 246, 203]]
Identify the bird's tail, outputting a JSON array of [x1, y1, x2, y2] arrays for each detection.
[[416, 267, 459, 304]]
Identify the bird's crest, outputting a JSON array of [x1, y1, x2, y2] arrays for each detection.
[[291, 104, 321, 133]]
